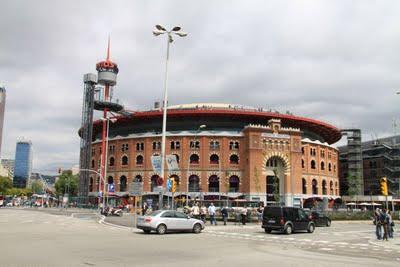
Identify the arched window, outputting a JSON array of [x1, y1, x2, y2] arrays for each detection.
[[122, 156, 128, 166], [322, 180, 327, 195], [208, 175, 219, 192], [321, 161, 325, 170], [109, 157, 115, 167], [328, 163, 332, 172], [136, 155, 143, 165], [188, 175, 200, 192], [312, 179, 318, 195], [151, 175, 159, 192], [302, 159, 305, 168], [89, 177, 94, 192], [335, 181, 338, 195], [190, 154, 199, 164], [229, 154, 239, 164], [134, 175, 142, 182], [210, 154, 219, 164], [229, 176, 240, 192], [120, 176, 127, 192], [302, 178, 307, 194], [108, 176, 114, 185], [330, 181, 334, 195], [91, 160, 95, 168], [311, 160, 316, 169], [301, 147, 305, 155]]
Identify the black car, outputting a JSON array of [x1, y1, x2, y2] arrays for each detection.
[[262, 206, 315, 234], [309, 211, 331, 227]]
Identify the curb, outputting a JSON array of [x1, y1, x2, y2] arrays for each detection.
[[98, 215, 140, 232]]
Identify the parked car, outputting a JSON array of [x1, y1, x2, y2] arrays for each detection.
[[308, 211, 331, 227], [137, 210, 205, 235], [262, 206, 315, 234]]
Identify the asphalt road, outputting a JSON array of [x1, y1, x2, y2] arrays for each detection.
[[1, 208, 399, 267]]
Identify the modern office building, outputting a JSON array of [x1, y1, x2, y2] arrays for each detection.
[[82, 103, 342, 207], [0, 86, 6, 157], [339, 134, 400, 197], [13, 140, 33, 188]]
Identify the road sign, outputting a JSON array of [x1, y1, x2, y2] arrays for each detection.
[[167, 178, 172, 190], [129, 182, 143, 196]]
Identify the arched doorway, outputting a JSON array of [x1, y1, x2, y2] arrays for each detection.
[[265, 156, 286, 205], [119, 176, 127, 192], [229, 176, 240, 192], [188, 175, 199, 192], [134, 175, 142, 182], [150, 175, 159, 192], [312, 179, 318, 195], [208, 175, 219, 192]]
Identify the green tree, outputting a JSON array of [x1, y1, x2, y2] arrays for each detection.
[[5, 187, 32, 197], [55, 172, 78, 196], [0, 176, 13, 194], [31, 180, 44, 194]]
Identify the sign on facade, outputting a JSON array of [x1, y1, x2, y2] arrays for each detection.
[[129, 182, 143, 196], [166, 154, 179, 171], [151, 155, 161, 174]]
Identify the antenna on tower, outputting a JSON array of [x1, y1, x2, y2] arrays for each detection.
[[106, 35, 111, 61]]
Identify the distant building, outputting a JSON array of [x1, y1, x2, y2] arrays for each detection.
[[13, 140, 33, 188], [339, 134, 400, 197], [0, 86, 5, 157]]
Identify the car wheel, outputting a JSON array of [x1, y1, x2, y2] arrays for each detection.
[[285, 224, 293, 235], [307, 223, 315, 233], [156, 224, 167, 235], [143, 229, 151, 234], [326, 220, 331, 227], [264, 228, 272, 233], [193, 223, 202, 234]]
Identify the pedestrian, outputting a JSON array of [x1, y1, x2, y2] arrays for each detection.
[[256, 205, 263, 225], [191, 203, 200, 219], [387, 210, 394, 239], [380, 209, 389, 241], [221, 206, 228, 225], [375, 208, 382, 240], [240, 206, 247, 225], [208, 203, 217, 225], [142, 203, 148, 216], [200, 204, 207, 223]]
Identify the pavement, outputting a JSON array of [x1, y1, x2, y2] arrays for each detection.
[[1, 207, 400, 266]]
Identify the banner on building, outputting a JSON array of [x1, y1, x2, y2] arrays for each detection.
[[151, 155, 162, 175], [166, 154, 179, 171]]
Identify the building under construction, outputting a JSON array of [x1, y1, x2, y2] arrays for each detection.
[[339, 134, 400, 197]]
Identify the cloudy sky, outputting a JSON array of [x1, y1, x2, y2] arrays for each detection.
[[1, 1, 400, 174]]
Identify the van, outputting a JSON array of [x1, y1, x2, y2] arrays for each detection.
[[262, 206, 315, 234]]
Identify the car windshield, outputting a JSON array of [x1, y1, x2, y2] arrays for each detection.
[[148, 210, 163, 217]]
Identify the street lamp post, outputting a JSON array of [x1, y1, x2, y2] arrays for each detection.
[[186, 125, 206, 206], [153, 25, 187, 210]]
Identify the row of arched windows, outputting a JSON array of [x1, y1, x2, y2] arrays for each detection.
[[302, 159, 336, 172], [99, 154, 240, 167], [301, 178, 339, 195], [89, 175, 241, 193]]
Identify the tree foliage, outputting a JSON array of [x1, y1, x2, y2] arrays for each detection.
[[55, 172, 78, 196], [5, 187, 32, 197], [31, 180, 44, 194], [0, 176, 13, 194]]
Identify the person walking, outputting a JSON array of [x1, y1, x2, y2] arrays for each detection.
[[192, 203, 200, 219], [221, 206, 229, 226], [208, 203, 217, 225], [256, 205, 263, 225], [240, 206, 247, 225], [387, 210, 394, 239], [375, 208, 382, 240], [380, 209, 389, 241], [200, 204, 207, 223]]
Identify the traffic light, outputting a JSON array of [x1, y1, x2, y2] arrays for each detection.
[[171, 178, 177, 193], [379, 177, 388, 196]]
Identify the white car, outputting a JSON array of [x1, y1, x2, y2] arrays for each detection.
[[137, 210, 205, 234]]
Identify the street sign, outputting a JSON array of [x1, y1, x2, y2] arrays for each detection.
[[167, 178, 172, 191], [128, 182, 143, 196], [151, 155, 162, 174]]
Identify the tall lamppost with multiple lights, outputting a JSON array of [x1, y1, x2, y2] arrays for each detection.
[[153, 25, 187, 209]]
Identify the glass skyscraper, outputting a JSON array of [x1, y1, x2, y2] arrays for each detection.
[[13, 140, 32, 188]]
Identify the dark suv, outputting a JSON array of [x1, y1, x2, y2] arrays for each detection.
[[262, 206, 315, 234]]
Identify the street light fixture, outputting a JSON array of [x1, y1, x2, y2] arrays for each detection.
[[153, 24, 187, 210]]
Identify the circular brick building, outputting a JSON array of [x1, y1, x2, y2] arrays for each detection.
[[87, 103, 341, 207]]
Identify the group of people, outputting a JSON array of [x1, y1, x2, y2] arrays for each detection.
[[374, 208, 395, 241]]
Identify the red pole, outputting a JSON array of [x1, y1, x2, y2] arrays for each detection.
[[100, 85, 110, 207]]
